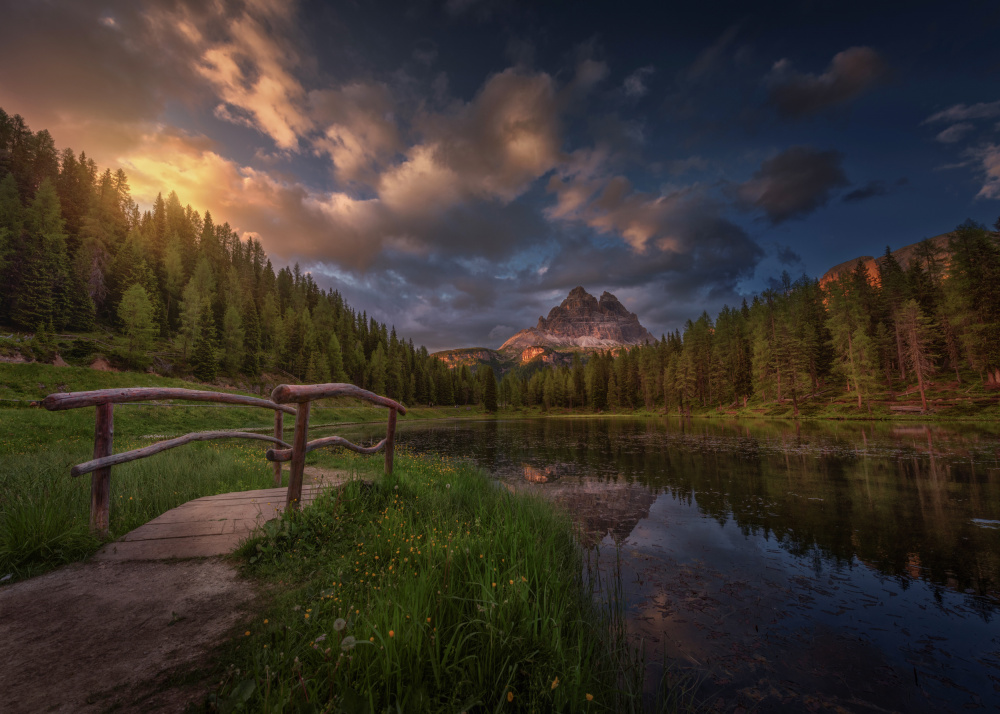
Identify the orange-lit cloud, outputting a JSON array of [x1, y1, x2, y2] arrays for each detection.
[[973, 144, 1000, 200], [148, 0, 312, 151], [0, 0, 776, 350]]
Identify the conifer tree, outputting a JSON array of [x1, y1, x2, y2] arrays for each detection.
[[31, 320, 57, 362], [480, 365, 499, 412], [221, 304, 245, 374], [898, 299, 936, 411], [0, 172, 22, 238], [177, 258, 214, 357], [191, 303, 218, 382], [117, 283, 156, 356], [0, 174, 21, 316], [368, 343, 388, 394], [12, 179, 66, 329], [162, 233, 185, 329], [327, 332, 347, 381], [826, 275, 877, 408], [241, 302, 261, 376]]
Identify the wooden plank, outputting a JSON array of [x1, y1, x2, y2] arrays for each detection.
[[42, 388, 296, 414], [91, 403, 114, 537], [70, 432, 291, 476], [266, 436, 386, 462], [272, 410, 284, 486], [286, 401, 311, 510], [385, 407, 397, 475], [270, 382, 407, 414]]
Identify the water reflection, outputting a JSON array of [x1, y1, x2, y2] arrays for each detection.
[[332, 417, 1000, 710]]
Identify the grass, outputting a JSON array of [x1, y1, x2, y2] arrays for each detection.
[[0, 423, 278, 581], [204, 450, 693, 713], [0, 363, 489, 582]]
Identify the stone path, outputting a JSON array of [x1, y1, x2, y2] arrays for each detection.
[[95, 467, 350, 560]]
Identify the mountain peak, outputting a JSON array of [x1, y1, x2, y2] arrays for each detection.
[[501, 287, 654, 352]]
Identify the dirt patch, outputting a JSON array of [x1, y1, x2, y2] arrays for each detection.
[[89, 357, 115, 371], [52, 353, 69, 367], [0, 558, 256, 713], [302, 465, 352, 486]]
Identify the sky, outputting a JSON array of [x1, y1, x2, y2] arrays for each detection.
[[1, 0, 999, 352]]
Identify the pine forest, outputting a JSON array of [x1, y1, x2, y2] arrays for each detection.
[[1, 108, 999, 416]]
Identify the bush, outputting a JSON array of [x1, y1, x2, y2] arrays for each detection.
[[107, 347, 152, 372]]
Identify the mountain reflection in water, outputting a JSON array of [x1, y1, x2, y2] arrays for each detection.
[[332, 417, 1000, 711]]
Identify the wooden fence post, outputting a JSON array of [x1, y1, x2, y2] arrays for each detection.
[[273, 410, 284, 486], [286, 401, 311, 509], [385, 407, 397, 475], [91, 402, 114, 537]]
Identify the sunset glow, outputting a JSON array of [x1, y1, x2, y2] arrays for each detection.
[[1, 0, 997, 350]]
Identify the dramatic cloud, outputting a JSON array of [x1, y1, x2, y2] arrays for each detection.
[[544, 156, 764, 294], [923, 100, 1000, 124], [734, 146, 849, 223], [766, 47, 889, 118], [970, 144, 1000, 199], [163, 2, 311, 151], [402, 69, 562, 205], [935, 123, 974, 143], [547, 148, 739, 254], [11, 0, 974, 350], [686, 26, 740, 81], [842, 180, 889, 203], [0, 1, 201, 158], [775, 244, 802, 265], [309, 82, 401, 185], [623, 66, 655, 97]]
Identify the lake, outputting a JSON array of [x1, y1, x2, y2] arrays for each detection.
[[333, 416, 1000, 712]]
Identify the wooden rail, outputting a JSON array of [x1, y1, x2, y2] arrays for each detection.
[[42, 388, 297, 414], [71, 432, 291, 476], [266, 436, 387, 462], [42, 384, 405, 535], [269, 382, 406, 509]]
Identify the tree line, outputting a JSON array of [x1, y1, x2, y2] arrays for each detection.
[[495, 220, 1000, 414], [0, 108, 494, 407], [2, 108, 998, 413]]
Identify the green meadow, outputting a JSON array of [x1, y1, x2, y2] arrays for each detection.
[[209, 450, 691, 713], [0, 363, 480, 581]]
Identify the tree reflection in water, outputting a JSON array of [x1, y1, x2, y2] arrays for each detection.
[[334, 417, 1000, 711]]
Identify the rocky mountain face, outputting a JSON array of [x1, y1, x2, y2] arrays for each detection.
[[819, 233, 952, 287], [499, 287, 655, 353]]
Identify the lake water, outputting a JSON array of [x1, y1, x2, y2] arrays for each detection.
[[333, 417, 1000, 711]]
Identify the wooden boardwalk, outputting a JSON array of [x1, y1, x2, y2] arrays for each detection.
[[95, 469, 350, 561]]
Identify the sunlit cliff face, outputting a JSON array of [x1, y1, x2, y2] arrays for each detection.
[[1, 0, 997, 351]]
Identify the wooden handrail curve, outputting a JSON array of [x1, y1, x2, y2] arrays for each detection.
[[273, 383, 404, 510], [270, 383, 407, 414], [266, 436, 387, 462], [42, 382, 403, 535], [42, 388, 296, 415], [71, 431, 292, 476]]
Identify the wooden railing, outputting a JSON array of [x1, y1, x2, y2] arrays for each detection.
[[266, 383, 406, 510], [42, 384, 406, 536]]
